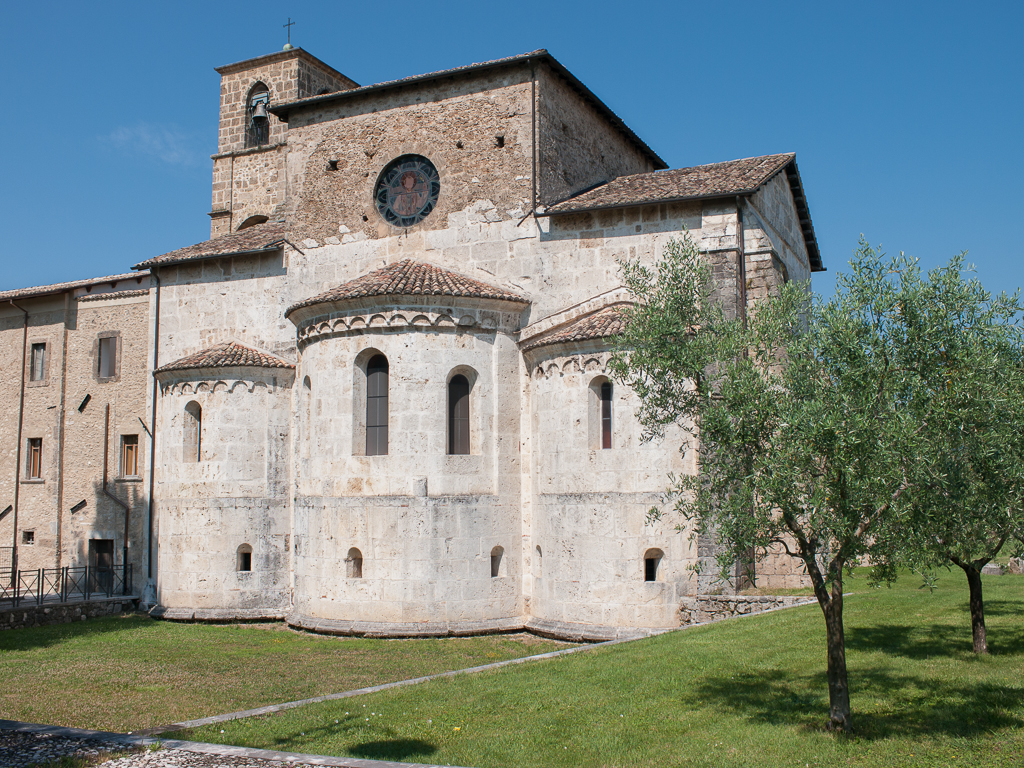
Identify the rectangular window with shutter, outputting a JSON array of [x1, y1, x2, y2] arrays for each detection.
[[27, 438, 42, 479], [121, 435, 139, 477], [98, 336, 117, 379], [29, 343, 46, 382]]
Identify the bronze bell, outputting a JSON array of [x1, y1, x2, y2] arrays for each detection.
[[252, 101, 269, 122]]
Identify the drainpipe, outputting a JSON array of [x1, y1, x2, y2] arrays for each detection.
[[736, 196, 748, 330], [102, 403, 130, 590], [9, 299, 29, 579], [146, 270, 161, 580], [55, 291, 71, 570]]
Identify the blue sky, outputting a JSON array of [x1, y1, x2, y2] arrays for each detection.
[[1, 1, 1021, 300]]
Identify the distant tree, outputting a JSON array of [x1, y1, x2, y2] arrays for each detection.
[[610, 236, 1023, 731], [872, 255, 1024, 654]]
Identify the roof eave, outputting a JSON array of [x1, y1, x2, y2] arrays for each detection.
[[538, 190, 757, 218], [269, 50, 666, 171], [133, 243, 284, 271], [285, 292, 530, 324]]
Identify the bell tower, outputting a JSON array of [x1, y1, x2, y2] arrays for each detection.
[[208, 48, 358, 238]]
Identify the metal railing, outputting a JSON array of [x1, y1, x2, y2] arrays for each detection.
[[0, 563, 133, 606]]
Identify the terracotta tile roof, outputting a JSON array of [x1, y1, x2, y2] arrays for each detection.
[[286, 259, 529, 318], [134, 221, 285, 269], [543, 153, 795, 215], [0, 272, 149, 302], [270, 50, 666, 170], [542, 153, 824, 273], [522, 303, 630, 352], [78, 289, 150, 302], [155, 341, 294, 374]]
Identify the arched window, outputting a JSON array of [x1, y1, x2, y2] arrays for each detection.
[[490, 545, 505, 578], [366, 355, 389, 456], [183, 401, 202, 462], [245, 83, 270, 148], [237, 215, 269, 231], [644, 548, 664, 582], [237, 544, 252, 572], [346, 547, 363, 578], [448, 374, 470, 455], [589, 377, 613, 449]]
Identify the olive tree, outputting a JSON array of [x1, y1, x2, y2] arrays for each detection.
[[610, 236, 1023, 731]]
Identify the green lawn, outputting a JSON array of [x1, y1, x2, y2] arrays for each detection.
[[177, 572, 1024, 768], [0, 618, 568, 732]]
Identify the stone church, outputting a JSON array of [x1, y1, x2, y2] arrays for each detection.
[[1, 46, 822, 640]]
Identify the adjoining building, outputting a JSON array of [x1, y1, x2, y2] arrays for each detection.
[[1, 46, 821, 639]]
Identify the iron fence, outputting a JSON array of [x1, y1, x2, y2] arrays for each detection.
[[0, 563, 133, 606], [0, 547, 12, 588]]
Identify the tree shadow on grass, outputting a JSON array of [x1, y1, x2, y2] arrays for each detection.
[[0, 612, 151, 652], [692, 667, 1023, 739], [258, 713, 437, 762], [846, 622, 1024, 659]]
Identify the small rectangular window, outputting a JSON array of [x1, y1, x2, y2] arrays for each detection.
[[30, 343, 46, 382], [121, 435, 139, 477], [98, 336, 116, 379], [22, 530, 34, 545], [239, 551, 252, 572], [27, 438, 42, 479]]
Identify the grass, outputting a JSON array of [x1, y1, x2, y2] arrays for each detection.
[[175, 571, 1024, 768], [0, 617, 569, 732]]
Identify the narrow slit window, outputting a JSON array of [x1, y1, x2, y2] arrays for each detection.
[[448, 375, 470, 455], [27, 438, 42, 479], [184, 401, 202, 462], [490, 546, 505, 578], [30, 343, 46, 382], [98, 336, 117, 379], [121, 435, 139, 477], [601, 381, 613, 449], [366, 355, 389, 456]]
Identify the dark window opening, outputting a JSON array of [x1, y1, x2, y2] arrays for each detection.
[[237, 544, 252, 572], [98, 336, 116, 378], [121, 435, 139, 477], [30, 343, 46, 382], [22, 530, 34, 545], [89, 539, 115, 593], [644, 549, 664, 582], [495, 134, 505, 148], [601, 381, 613, 449], [27, 438, 42, 479], [448, 374, 470, 455], [366, 355, 389, 456], [327, 159, 339, 171], [346, 547, 363, 578]]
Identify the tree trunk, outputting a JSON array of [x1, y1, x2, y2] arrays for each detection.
[[822, 573, 851, 731], [805, 554, 852, 732], [958, 560, 988, 654]]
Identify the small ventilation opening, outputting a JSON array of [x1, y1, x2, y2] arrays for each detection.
[[644, 548, 664, 582], [327, 159, 339, 171], [22, 530, 34, 545], [237, 544, 252, 572], [490, 546, 505, 578], [494, 134, 505, 148]]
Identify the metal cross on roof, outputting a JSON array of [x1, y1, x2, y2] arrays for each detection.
[[284, 18, 295, 46]]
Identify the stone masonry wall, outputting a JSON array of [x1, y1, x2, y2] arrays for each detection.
[[535, 63, 658, 206], [284, 70, 535, 244], [0, 598, 137, 632], [679, 594, 815, 625]]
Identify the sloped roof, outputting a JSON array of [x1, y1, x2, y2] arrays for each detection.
[[155, 341, 294, 374], [0, 272, 149, 302], [543, 153, 795, 214], [541, 153, 823, 272], [522, 303, 630, 352], [134, 221, 285, 270], [269, 49, 666, 171], [286, 259, 529, 318]]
